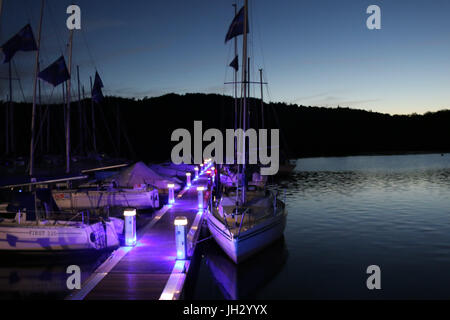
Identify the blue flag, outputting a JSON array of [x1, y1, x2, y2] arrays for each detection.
[[92, 72, 104, 103], [225, 6, 249, 43], [1, 24, 38, 63], [229, 55, 239, 71], [38, 56, 70, 87]]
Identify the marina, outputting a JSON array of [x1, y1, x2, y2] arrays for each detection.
[[2, 0, 450, 304], [66, 164, 209, 300]]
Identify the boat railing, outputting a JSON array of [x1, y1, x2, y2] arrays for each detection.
[[237, 207, 250, 237]]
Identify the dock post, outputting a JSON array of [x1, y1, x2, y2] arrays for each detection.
[[124, 209, 137, 246], [174, 216, 188, 260], [194, 166, 199, 180], [168, 184, 175, 204], [186, 172, 191, 187], [197, 187, 205, 211]]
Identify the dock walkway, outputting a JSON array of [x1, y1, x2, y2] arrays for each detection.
[[67, 175, 208, 300]]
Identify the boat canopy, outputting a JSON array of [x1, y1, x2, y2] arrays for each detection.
[[106, 162, 181, 190]]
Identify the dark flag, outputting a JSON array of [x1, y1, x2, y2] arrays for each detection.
[[225, 6, 249, 43], [92, 71, 104, 103], [38, 56, 70, 87], [1, 24, 38, 63], [229, 55, 239, 71]]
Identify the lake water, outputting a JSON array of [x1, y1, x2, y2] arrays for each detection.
[[2, 153, 450, 300], [186, 153, 450, 300]]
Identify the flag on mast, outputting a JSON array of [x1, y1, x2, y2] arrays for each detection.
[[225, 6, 249, 43], [92, 71, 104, 103], [0, 24, 37, 63], [38, 56, 70, 87], [229, 55, 239, 71]]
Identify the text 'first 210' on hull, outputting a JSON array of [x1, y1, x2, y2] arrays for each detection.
[[0, 217, 123, 252]]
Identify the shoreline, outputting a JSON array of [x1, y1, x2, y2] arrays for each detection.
[[294, 150, 450, 160]]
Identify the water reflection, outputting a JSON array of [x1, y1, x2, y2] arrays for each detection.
[[0, 252, 111, 299], [205, 238, 288, 300], [275, 169, 450, 198], [192, 154, 450, 299]]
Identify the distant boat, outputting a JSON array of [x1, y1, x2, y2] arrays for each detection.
[[0, 189, 122, 252]]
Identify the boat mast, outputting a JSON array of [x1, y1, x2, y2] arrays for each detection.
[[247, 56, 250, 129], [46, 103, 50, 153], [38, 68, 42, 153], [0, 0, 7, 155], [29, 0, 45, 177], [90, 76, 97, 153], [259, 68, 264, 129], [241, 0, 248, 203], [232, 3, 240, 207], [77, 65, 83, 156], [6, 61, 10, 155], [66, 30, 74, 174], [233, 3, 238, 133]]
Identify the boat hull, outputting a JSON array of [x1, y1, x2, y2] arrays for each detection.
[[206, 207, 287, 264], [53, 189, 159, 210], [0, 218, 121, 252]]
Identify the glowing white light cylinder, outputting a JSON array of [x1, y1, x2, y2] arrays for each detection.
[[174, 216, 188, 260], [186, 172, 191, 187], [124, 209, 137, 246], [168, 184, 175, 204], [194, 167, 199, 179], [197, 186, 205, 211]]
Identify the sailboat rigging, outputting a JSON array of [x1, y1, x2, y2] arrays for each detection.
[[206, 0, 287, 264]]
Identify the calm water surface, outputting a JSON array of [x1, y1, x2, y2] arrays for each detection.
[[2, 153, 450, 299], [187, 153, 450, 299]]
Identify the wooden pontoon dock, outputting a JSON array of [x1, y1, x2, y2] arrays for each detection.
[[66, 175, 208, 300]]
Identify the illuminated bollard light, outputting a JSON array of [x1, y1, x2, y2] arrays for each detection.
[[194, 167, 199, 179], [124, 209, 137, 246], [174, 216, 188, 260], [200, 164, 204, 173], [197, 186, 205, 211], [168, 184, 175, 204], [211, 167, 215, 183], [186, 172, 191, 187]]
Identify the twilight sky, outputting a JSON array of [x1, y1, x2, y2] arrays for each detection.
[[1, 0, 450, 115]]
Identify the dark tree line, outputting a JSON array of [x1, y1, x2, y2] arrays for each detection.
[[1, 93, 450, 163]]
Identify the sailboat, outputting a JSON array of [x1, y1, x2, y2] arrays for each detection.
[[206, 0, 287, 264], [0, 188, 122, 251], [52, 162, 161, 210], [0, 1, 122, 252]]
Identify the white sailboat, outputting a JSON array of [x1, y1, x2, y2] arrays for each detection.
[[52, 162, 161, 210], [0, 189, 122, 252], [207, 186, 286, 263], [0, 217, 122, 251], [206, 0, 287, 264]]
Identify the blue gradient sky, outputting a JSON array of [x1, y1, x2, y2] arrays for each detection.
[[1, 0, 450, 115]]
